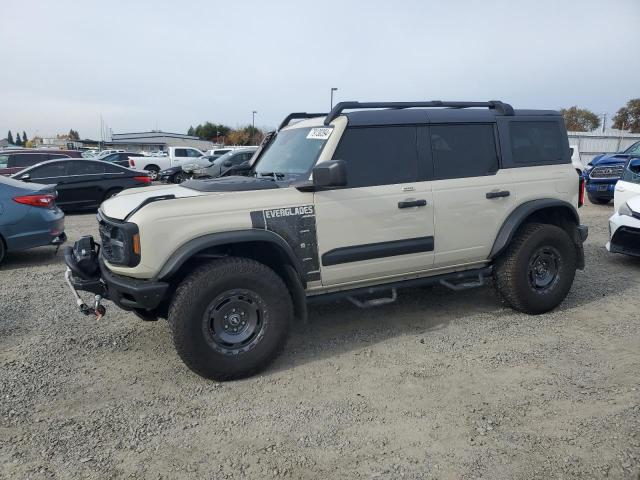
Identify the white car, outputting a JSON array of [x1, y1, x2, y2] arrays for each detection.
[[607, 158, 640, 257]]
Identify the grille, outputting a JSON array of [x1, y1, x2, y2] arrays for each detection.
[[590, 165, 624, 179], [98, 219, 117, 263]]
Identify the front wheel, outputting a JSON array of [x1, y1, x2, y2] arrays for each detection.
[[494, 223, 577, 314], [168, 257, 292, 380], [174, 171, 189, 184]]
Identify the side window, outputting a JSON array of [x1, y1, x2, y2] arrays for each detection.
[[622, 159, 640, 184], [332, 126, 419, 188], [12, 154, 46, 168], [48, 154, 70, 160], [0, 154, 9, 168], [189, 149, 203, 158], [31, 162, 68, 179], [105, 164, 125, 174], [509, 122, 565, 165], [430, 124, 499, 179], [174, 149, 188, 157], [69, 161, 105, 175], [238, 152, 253, 163]]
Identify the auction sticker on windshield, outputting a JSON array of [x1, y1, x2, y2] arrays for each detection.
[[306, 127, 333, 140]]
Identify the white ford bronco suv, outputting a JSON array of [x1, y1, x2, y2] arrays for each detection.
[[64, 100, 588, 380]]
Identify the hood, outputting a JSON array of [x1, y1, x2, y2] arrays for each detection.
[[100, 176, 281, 220], [101, 183, 204, 220], [592, 153, 635, 166], [181, 158, 212, 172]]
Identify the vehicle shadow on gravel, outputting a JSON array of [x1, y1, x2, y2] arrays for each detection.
[[0, 247, 64, 272]]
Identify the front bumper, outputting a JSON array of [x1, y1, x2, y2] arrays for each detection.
[[606, 212, 640, 257], [64, 237, 169, 312], [585, 180, 616, 199]]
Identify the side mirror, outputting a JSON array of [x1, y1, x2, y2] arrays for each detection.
[[312, 160, 347, 188]]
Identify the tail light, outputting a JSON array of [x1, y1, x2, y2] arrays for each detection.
[[134, 175, 152, 184], [14, 194, 56, 208], [578, 175, 585, 207], [129, 159, 136, 167]]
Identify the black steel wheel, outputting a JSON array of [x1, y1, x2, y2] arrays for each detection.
[[169, 257, 292, 381], [494, 223, 577, 314]]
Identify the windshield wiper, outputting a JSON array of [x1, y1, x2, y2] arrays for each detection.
[[256, 172, 286, 181]]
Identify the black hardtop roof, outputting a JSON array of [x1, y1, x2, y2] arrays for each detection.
[[322, 101, 560, 127]]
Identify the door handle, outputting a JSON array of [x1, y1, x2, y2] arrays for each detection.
[[398, 199, 427, 209], [486, 190, 510, 199]]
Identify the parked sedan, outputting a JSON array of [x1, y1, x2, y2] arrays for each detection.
[[12, 159, 151, 211], [97, 151, 146, 168], [0, 176, 66, 265]]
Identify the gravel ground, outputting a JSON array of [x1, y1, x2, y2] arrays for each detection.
[[1, 202, 639, 479]]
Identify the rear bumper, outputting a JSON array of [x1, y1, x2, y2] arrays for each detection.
[[4, 207, 65, 252], [64, 237, 169, 312]]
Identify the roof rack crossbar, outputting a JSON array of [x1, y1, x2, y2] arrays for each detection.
[[278, 112, 328, 131], [323, 100, 514, 125]]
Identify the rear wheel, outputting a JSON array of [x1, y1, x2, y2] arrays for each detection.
[[587, 193, 610, 205], [494, 223, 577, 314], [145, 165, 160, 181], [169, 257, 292, 380]]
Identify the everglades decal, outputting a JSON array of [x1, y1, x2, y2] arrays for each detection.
[[251, 205, 320, 282]]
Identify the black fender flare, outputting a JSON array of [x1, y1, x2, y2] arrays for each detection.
[[489, 199, 580, 259], [154, 229, 304, 282]]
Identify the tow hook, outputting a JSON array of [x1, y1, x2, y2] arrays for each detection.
[[65, 268, 107, 320]]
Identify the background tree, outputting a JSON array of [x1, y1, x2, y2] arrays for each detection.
[[7, 131, 13, 144], [187, 126, 195, 136], [14, 130, 22, 146], [22, 131, 27, 144], [612, 99, 640, 133], [193, 122, 231, 141], [68, 129, 80, 140], [559, 106, 600, 132], [225, 126, 265, 146]]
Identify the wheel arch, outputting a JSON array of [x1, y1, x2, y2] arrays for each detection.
[[155, 230, 307, 321], [144, 163, 160, 171], [490, 199, 583, 265]]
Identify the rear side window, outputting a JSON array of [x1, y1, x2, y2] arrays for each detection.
[[332, 126, 418, 188], [430, 124, 499, 179], [174, 149, 188, 157], [31, 162, 68, 179], [509, 122, 565, 165], [69, 161, 105, 175], [0, 155, 8, 168], [11, 154, 47, 168], [105, 164, 125, 174]]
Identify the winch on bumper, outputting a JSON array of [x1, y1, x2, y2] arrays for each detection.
[[64, 235, 169, 318]]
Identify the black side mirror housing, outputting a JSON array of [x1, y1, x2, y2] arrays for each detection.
[[312, 160, 347, 188]]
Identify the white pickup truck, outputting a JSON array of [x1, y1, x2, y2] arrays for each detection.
[[128, 147, 204, 180]]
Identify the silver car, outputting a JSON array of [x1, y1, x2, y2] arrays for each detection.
[[186, 148, 257, 179]]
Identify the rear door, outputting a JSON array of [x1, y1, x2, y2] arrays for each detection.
[[614, 158, 640, 211], [26, 161, 70, 204], [63, 161, 107, 207], [314, 125, 435, 286], [430, 123, 516, 267]]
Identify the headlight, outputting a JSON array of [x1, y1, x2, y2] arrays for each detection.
[[98, 214, 141, 267], [619, 202, 633, 217]]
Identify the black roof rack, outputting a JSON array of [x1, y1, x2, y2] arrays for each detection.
[[323, 100, 514, 125], [278, 112, 328, 131]]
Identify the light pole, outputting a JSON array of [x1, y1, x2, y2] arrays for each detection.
[[330, 87, 338, 110], [252, 110, 257, 145]]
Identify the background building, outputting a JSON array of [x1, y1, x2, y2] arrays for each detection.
[[107, 131, 213, 153]]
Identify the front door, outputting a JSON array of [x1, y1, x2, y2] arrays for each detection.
[[314, 125, 435, 287]]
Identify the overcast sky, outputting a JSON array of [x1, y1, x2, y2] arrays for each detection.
[[1, 0, 639, 139]]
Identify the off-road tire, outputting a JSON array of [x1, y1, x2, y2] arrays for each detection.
[[587, 194, 610, 205], [494, 223, 577, 314], [168, 257, 292, 380]]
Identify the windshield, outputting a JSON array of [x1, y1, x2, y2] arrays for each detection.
[[623, 141, 640, 156], [212, 151, 237, 166], [254, 127, 331, 176]]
